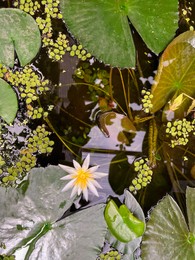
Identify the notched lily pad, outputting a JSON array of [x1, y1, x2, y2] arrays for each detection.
[[60, 0, 178, 67], [0, 166, 107, 260], [141, 187, 195, 260], [0, 8, 41, 67]]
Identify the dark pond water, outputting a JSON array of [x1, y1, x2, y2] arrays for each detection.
[[0, 0, 195, 216]]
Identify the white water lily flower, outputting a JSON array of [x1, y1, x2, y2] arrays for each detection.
[[59, 154, 107, 201]]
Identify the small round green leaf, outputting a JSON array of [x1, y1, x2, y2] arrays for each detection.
[[0, 8, 41, 67], [0, 78, 18, 123]]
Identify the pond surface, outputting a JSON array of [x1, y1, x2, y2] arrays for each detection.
[[0, 0, 195, 215]]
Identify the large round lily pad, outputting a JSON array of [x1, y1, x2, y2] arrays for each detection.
[[0, 8, 41, 67], [60, 0, 178, 68]]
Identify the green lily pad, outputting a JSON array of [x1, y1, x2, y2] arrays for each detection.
[[0, 166, 107, 259], [0, 78, 18, 123], [0, 8, 41, 67], [151, 31, 195, 114], [60, 0, 178, 68], [141, 187, 195, 259]]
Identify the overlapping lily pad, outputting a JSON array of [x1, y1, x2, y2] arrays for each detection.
[[0, 8, 41, 67], [141, 187, 195, 259], [0, 166, 107, 260], [60, 0, 178, 68], [0, 78, 18, 123], [151, 31, 195, 114]]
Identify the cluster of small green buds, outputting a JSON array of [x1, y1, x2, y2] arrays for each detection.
[[27, 105, 49, 119], [27, 124, 54, 154], [166, 119, 195, 148], [0, 64, 8, 78], [13, 0, 40, 16], [97, 250, 121, 260], [41, 0, 63, 19], [66, 44, 92, 61], [141, 89, 153, 113], [44, 32, 68, 61], [6, 66, 49, 105], [129, 158, 153, 194], [36, 16, 52, 34]]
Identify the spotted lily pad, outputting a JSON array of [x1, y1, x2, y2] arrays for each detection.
[[151, 31, 195, 114], [0, 78, 18, 123], [0, 166, 107, 260], [60, 0, 178, 68], [141, 187, 195, 259], [0, 8, 41, 67]]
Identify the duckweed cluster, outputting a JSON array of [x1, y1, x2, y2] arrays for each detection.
[[13, 0, 40, 16], [166, 119, 195, 148], [97, 250, 121, 260], [27, 124, 54, 154], [4, 65, 50, 105], [0, 63, 54, 186], [0, 123, 54, 186], [129, 158, 153, 194], [141, 89, 153, 113]]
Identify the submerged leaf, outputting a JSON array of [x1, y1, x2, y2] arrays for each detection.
[[0, 8, 41, 67], [60, 0, 178, 67], [151, 31, 195, 114], [0, 166, 106, 260], [0, 78, 18, 123]]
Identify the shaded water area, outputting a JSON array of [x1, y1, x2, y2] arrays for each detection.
[[0, 0, 195, 218]]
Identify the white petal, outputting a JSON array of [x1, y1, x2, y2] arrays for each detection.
[[73, 160, 81, 170], [90, 179, 102, 189], [70, 185, 79, 198], [93, 171, 108, 178], [59, 164, 76, 175], [88, 165, 99, 174], [60, 175, 73, 180], [82, 154, 90, 171], [88, 182, 99, 197], [77, 186, 82, 196], [61, 179, 75, 192], [83, 188, 89, 201]]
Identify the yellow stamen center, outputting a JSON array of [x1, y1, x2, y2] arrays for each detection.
[[73, 169, 93, 189]]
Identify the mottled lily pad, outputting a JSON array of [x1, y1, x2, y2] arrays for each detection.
[[0, 166, 107, 260], [141, 187, 195, 259], [60, 0, 178, 68], [0, 8, 41, 67]]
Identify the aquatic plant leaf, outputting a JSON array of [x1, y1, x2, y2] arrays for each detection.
[[141, 192, 195, 260], [0, 78, 18, 123], [106, 190, 145, 258], [186, 186, 195, 234], [151, 31, 195, 114], [0, 8, 41, 67], [60, 0, 178, 68], [0, 166, 106, 260]]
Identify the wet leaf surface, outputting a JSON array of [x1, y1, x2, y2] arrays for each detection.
[[0, 8, 41, 67], [60, 0, 178, 67]]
